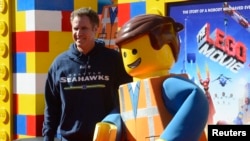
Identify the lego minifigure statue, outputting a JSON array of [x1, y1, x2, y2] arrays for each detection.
[[94, 14, 209, 141]]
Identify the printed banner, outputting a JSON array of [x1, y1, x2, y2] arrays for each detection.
[[169, 1, 250, 125]]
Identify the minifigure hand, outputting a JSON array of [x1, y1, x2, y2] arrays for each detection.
[[156, 138, 166, 141], [93, 122, 117, 141]]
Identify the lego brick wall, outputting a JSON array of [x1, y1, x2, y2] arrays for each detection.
[[8, 0, 113, 140]]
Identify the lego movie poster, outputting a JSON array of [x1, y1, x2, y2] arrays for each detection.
[[169, 1, 250, 125]]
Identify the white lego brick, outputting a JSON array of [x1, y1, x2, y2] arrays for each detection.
[[13, 73, 47, 94], [26, 10, 62, 31]]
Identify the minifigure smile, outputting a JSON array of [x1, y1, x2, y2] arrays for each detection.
[[127, 58, 141, 68]]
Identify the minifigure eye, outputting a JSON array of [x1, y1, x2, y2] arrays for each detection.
[[123, 51, 127, 57], [132, 49, 137, 55]]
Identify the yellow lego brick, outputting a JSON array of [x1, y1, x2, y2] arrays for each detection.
[[146, 0, 188, 15], [146, 0, 165, 15], [27, 52, 52, 73], [35, 93, 45, 115], [17, 94, 44, 115], [26, 53, 36, 73], [74, 0, 98, 10], [26, 52, 53, 73], [13, 10, 26, 32], [48, 31, 72, 52]]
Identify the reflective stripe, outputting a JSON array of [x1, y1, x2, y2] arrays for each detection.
[[120, 80, 159, 140], [119, 86, 126, 114], [121, 107, 158, 121], [145, 80, 156, 140]]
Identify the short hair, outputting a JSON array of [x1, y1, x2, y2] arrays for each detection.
[[70, 7, 100, 28], [115, 14, 183, 61]]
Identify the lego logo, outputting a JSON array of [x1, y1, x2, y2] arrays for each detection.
[[0, 21, 7, 35], [0, 108, 9, 124], [0, 0, 7, 13], [0, 130, 8, 141], [0, 64, 8, 80], [0, 86, 8, 102], [0, 42, 8, 58]]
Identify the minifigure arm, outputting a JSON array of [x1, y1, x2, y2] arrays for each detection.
[[160, 76, 209, 141]]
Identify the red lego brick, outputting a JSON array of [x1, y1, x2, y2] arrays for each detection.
[[26, 115, 44, 136], [62, 11, 71, 31], [12, 31, 49, 52], [117, 3, 130, 27]]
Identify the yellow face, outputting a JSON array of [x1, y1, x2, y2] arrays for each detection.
[[120, 34, 175, 78]]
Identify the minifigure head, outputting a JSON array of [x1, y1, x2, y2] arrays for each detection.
[[115, 14, 183, 79]]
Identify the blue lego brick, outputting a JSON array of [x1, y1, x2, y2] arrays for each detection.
[[16, 0, 35, 11], [13, 53, 26, 73], [98, 0, 112, 14], [130, 1, 146, 18], [14, 114, 27, 135], [17, 0, 73, 11]]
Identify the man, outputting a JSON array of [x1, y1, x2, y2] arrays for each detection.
[[42, 7, 132, 141]]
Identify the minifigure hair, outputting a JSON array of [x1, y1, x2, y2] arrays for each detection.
[[115, 14, 183, 61]]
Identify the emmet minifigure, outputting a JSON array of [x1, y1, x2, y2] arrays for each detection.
[[93, 14, 209, 141]]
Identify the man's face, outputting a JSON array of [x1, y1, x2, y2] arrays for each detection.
[[71, 15, 97, 49]]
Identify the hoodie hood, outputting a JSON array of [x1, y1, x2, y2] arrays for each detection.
[[66, 39, 106, 63]]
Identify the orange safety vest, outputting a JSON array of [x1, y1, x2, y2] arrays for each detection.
[[118, 75, 207, 141]]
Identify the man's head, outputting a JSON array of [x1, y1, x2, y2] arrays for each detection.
[[70, 7, 100, 54], [70, 7, 100, 29]]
